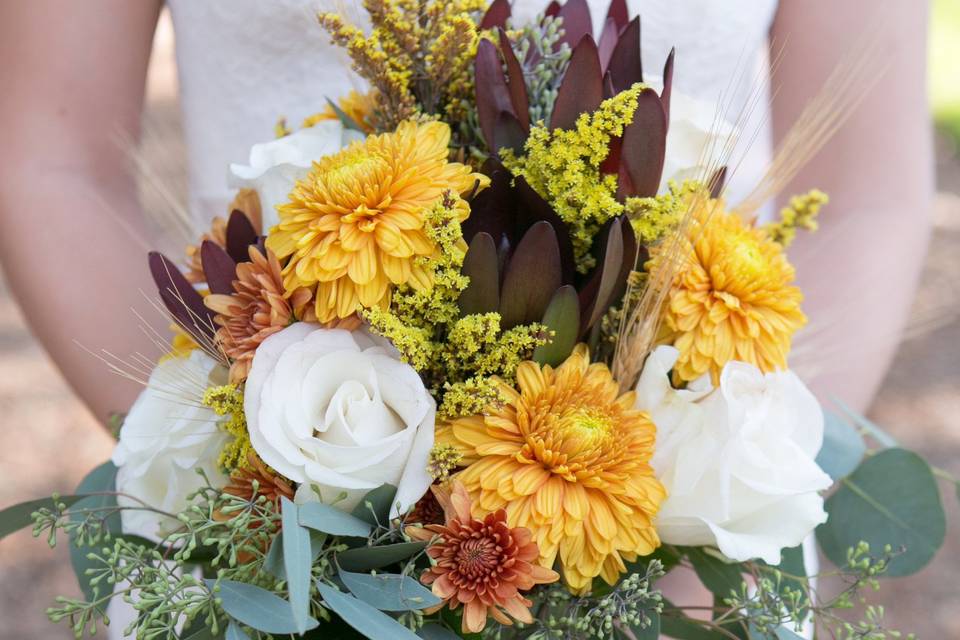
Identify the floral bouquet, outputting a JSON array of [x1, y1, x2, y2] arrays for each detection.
[[1, 0, 955, 638]]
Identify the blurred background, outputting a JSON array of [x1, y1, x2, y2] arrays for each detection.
[[1, 2, 958, 637]]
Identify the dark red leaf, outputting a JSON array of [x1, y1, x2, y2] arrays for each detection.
[[578, 218, 625, 336], [602, 69, 616, 99], [497, 29, 530, 131], [598, 18, 619, 72], [607, 16, 642, 93], [709, 166, 728, 199], [550, 35, 603, 131], [226, 210, 258, 263], [480, 0, 511, 30], [459, 232, 501, 316], [499, 221, 563, 329], [513, 176, 575, 284], [612, 216, 637, 302], [148, 251, 216, 346], [475, 39, 516, 152], [545, 1, 561, 18], [200, 241, 238, 296], [493, 110, 528, 154], [557, 0, 593, 50], [619, 87, 667, 198], [606, 0, 630, 31], [661, 47, 676, 126], [461, 161, 513, 245], [600, 131, 623, 177]]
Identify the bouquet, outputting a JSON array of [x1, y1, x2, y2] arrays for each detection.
[[1, 0, 954, 638]]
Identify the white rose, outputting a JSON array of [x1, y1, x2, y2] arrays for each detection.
[[112, 350, 229, 541], [229, 120, 363, 230], [244, 323, 435, 517], [646, 79, 737, 194], [635, 346, 831, 564]]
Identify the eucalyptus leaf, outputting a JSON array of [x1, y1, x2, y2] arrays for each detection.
[[339, 569, 441, 611], [351, 484, 397, 526], [225, 622, 251, 640], [832, 398, 898, 448], [683, 547, 745, 599], [748, 625, 805, 640], [0, 494, 86, 540], [318, 583, 422, 640], [180, 618, 224, 640], [325, 97, 366, 132], [281, 497, 313, 634], [660, 611, 725, 639], [211, 580, 318, 634], [299, 502, 374, 538], [417, 623, 461, 639], [263, 534, 284, 579], [817, 448, 946, 577], [816, 410, 866, 480], [71, 461, 122, 601], [617, 612, 659, 639], [337, 541, 427, 572]]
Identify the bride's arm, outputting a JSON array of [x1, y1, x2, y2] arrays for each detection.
[[0, 0, 164, 422], [770, 0, 933, 411]]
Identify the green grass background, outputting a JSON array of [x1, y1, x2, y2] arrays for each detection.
[[932, 0, 960, 142]]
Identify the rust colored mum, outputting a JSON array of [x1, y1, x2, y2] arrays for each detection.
[[185, 189, 262, 283], [408, 484, 558, 634], [204, 246, 314, 382]]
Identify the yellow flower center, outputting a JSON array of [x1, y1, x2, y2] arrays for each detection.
[[559, 408, 614, 449]]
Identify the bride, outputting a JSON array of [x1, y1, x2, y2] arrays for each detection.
[[0, 0, 931, 637]]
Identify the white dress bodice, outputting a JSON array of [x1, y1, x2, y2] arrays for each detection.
[[165, 0, 779, 226]]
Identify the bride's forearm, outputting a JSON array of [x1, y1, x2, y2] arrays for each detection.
[[0, 169, 159, 422]]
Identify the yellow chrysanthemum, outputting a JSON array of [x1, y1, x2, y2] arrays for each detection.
[[266, 120, 486, 322], [439, 346, 665, 594], [302, 89, 377, 133], [650, 197, 806, 384]]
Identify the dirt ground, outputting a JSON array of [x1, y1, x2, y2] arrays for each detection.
[[1, 14, 958, 640]]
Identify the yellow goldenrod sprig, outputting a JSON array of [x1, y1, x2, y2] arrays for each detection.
[[202, 384, 253, 473], [763, 189, 829, 247]]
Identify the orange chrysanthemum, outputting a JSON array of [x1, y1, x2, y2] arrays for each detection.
[[266, 120, 487, 323], [649, 199, 806, 384], [185, 189, 262, 283], [440, 346, 665, 594], [408, 484, 558, 634], [302, 89, 377, 133]]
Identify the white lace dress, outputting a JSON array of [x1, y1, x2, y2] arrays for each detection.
[[165, 0, 778, 226]]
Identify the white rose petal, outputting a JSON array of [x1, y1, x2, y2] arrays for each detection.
[[637, 346, 832, 564], [244, 324, 436, 517], [646, 78, 737, 194], [112, 350, 229, 541], [228, 121, 364, 230]]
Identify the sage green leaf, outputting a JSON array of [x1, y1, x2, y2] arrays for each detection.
[[417, 623, 461, 639], [179, 617, 223, 640], [325, 97, 366, 132], [832, 398, 898, 448], [0, 494, 86, 540], [337, 541, 427, 572], [748, 625, 805, 640], [351, 484, 397, 526], [683, 547, 745, 599], [617, 612, 660, 639], [299, 502, 373, 538], [281, 497, 312, 634], [263, 534, 284, 579], [225, 622, 250, 640], [71, 461, 122, 601], [211, 580, 318, 634], [816, 410, 866, 480], [817, 448, 946, 577], [339, 569, 441, 611], [318, 583, 422, 640], [532, 285, 580, 366], [660, 612, 726, 639]]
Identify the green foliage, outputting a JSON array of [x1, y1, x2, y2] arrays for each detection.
[[683, 547, 745, 600], [318, 583, 424, 639], [339, 569, 441, 611], [212, 579, 318, 634], [299, 503, 375, 538], [281, 497, 314, 633], [817, 410, 867, 480], [350, 484, 398, 526], [337, 542, 427, 572], [817, 448, 946, 577]]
